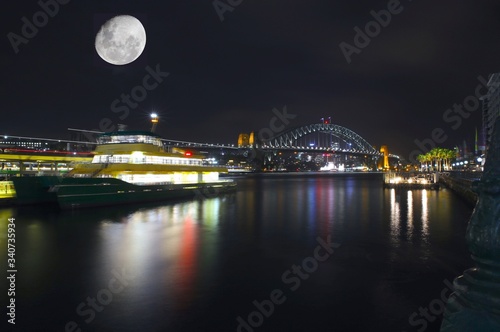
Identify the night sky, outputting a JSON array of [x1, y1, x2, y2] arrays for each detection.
[[2, 0, 500, 158]]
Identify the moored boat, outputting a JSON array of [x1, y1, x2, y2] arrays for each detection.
[[12, 130, 236, 209]]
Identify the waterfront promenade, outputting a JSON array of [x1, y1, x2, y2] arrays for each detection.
[[439, 172, 480, 206]]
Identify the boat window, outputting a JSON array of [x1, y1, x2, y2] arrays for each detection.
[[92, 153, 203, 166], [98, 134, 162, 145]]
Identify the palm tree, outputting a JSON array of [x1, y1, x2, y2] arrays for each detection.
[[417, 153, 433, 171], [443, 149, 455, 170], [436, 147, 446, 172], [427, 149, 437, 172], [424, 148, 456, 171], [430, 147, 452, 172], [417, 154, 427, 171]]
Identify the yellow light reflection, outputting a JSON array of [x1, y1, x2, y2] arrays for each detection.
[[0, 208, 15, 237], [407, 190, 413, 239], [421, 189, 429, 238], [390, 189, 400, 247], [202, 198, 220, 227]]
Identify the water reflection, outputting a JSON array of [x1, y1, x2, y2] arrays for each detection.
[[174, 215, 198, 309], [388, 188, 433, 247], [390, 189, 401, 247], [407, 190, 413, 238], [5, 175, 475, 332], [73, 198, 225, 316], [421, 189, 429, 238], [0, 208, 15, 239]]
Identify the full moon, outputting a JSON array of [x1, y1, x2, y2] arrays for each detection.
[[95, 15, 146, 65]]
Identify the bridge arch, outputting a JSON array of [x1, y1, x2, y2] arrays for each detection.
[[263, 123, 378, 155]]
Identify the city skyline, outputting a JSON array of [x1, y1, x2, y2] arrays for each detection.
[[2, 0, 500, 158]]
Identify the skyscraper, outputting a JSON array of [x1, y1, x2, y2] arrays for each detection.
[[481, 73, 500, 151]]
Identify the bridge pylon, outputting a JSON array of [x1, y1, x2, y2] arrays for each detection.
[[379, 145, 389, 170]]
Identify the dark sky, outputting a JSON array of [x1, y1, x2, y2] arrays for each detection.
[[2, 0, 500, 158]]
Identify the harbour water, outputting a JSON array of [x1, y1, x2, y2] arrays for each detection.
[[1, 173, 473, 331]]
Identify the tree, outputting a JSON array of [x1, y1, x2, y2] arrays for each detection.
[[417, 152, 433, 171], [417, 147, 456, 172], [443, 149, 455, 170], [427, 148, 438, 171], [436, 147, 446, 172], [417, 153, 429, 171]]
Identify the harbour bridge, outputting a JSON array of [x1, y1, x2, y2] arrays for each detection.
[[228, 122, 399, 170], [254, 123, 381, 155], [165, 122, 393, 156], [0, 121, 397, 173]]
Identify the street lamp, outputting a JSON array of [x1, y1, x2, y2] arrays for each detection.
[[150, 113, 159, 133]]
